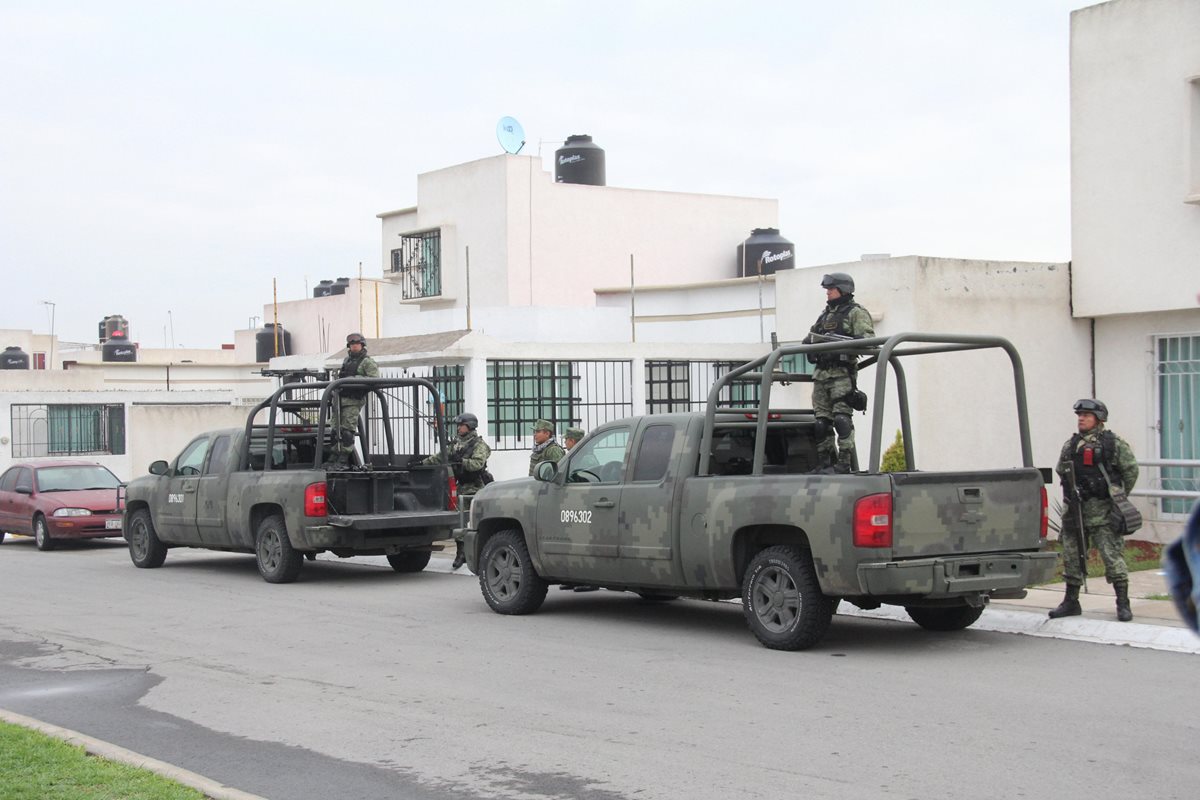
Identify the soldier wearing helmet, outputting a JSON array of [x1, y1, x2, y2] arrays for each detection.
[[328, 333, 380, 467], [1050, 398, 1139, 622], [802, 273, 874, 473], [421, 410, 492, 570], [528, 419, 565, 476]]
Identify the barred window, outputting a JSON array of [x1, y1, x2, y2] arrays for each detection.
[[371, 365, 465, 454], [645, 360, 773, 415], [391, 229, 441, 299], [488, 360, 577, 450], [11, 403, 126, 457], [1157, 334, 1200, 515]]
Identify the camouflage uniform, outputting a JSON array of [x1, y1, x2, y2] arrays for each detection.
[[529, 419, 565, 476], [331, 348, 379, 461], [422, 432, 492, 495], [805, 296, 874, 470], [1055, 425, 1139, 586]]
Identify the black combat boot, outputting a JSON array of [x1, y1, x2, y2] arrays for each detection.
[[1048, 583, 1082, 619], [451, 541, 466, 571], [1114, 581, 1133, 622]]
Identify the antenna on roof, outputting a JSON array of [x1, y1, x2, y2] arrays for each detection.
[[496, 116, 526, 154]]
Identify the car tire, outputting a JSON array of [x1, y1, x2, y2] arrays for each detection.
[[479, 529, 548, 615], [33, 515, 57, 552], [0, 531, 6, 545], [742, 545, 834, 651], [127, 509, 167, 568], [255, 513, 303, 584], [386, 550, 432, 573], [905, 603, 985, 632]]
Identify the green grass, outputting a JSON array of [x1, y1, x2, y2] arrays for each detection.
[[0, 720, 206, 800], [1145, 593, 1173, 602], [1042, 539, 1163, 584]]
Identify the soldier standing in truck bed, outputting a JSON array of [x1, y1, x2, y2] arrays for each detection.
[[328, 333, 379, 467], [803, 273, 874, 473]]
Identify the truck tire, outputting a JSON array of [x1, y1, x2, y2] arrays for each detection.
[[479, 530, 548, 615], [127, 509, 167, 568], [905, 604, 985, 632], [255, 514, 303, 584], [33, 514, 57, 551], [386, 550, 432, 573], [742, 545, 834, 651]]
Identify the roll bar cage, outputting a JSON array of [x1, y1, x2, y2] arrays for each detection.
[[698, 333, 1032, 476]]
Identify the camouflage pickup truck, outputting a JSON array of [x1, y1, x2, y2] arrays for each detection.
[[123, 376, 461, 583], [462, 333, 1058, 650]]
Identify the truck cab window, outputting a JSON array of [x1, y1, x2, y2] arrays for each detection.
[[567, 428, 630, 484], [176, 438, 210, 476], [632, 424, 676, 482]]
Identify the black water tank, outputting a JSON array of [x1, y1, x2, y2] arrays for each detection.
[[101, 331, 137, 362], [555, 134, 606, 186], [2, 346, 30, 369], [255, 323, 292, 363], [98, 314, 129, 343], [313, 280, 335, 298], [330, 277, 351, 295], [736, 228, 796, 277]]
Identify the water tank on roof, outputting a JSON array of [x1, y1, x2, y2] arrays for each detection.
[[736, 228, 795, 278], [255, 323, 292, 363], [98, 314, 129, 344], [313, 279, 335, 298], [2, 346, 30, 370], [330, 277, 351, 295], [555, 134, 606, 186], [101, 330, 137, 362]]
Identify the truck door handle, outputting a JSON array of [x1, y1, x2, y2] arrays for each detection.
[[184, 484, 196, 493], [593, 499, 615, 508]]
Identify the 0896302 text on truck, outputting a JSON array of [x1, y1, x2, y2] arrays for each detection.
[[460, 332, 1058, 650], [121, 375, 462, 583]]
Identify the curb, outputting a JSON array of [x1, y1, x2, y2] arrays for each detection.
[[836, 604, 1200, 654], [0, 708, 269, 800]]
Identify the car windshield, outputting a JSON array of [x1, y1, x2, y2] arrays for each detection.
[[36, 466, 122, 492]]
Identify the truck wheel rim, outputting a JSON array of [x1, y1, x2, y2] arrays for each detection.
[[259, 530, 280, 570], [486, 546, 519, 599], [752, 566, 800, 633], [130, 521, 147, 558]]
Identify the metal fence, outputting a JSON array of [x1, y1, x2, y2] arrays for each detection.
[[645, 359, 808, 414], [1130, 458, 1200, 518]]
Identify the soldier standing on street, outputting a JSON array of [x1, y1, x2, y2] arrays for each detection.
[[803, 273, 874, 472], [564, 427, 585, 451], [422, 412, 491, 570], [1050, 398, 1140, 622], [328, 333, 379, 467], [528, 419, 565, 476]]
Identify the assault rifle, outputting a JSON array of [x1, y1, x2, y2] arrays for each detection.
[[1060, 463, 1090, 594]]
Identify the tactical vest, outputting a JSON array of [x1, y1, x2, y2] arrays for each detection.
[[810, 300, 862, 367], [338, 353, 367, 399], [1070, 429, 1120, 499], [453, 434, 490, 485]]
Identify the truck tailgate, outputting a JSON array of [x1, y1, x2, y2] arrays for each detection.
[[889, 469, 1044, 558]]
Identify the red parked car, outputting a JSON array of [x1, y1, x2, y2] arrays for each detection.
[[0, 460, 125, 550]]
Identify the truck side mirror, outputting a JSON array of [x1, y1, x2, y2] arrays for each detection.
[[149, 460, 169, 476], [535, 461, 558, 482]]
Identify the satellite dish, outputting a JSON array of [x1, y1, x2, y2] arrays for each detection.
[[496, 116, 526, 154]]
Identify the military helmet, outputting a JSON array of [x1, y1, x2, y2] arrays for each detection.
[[1073, 398, 1108, 422], [346, 332, 367, 346], [820, 272, 855, 295], [532, 419, 555, 434], [454, 412, 479, 431]]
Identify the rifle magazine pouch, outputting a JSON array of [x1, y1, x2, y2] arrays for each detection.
[[1108, 493, 1143, 537], [848, 389, 868, 412]]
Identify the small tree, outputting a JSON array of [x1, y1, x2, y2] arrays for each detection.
[[881, 430, 907, 472]]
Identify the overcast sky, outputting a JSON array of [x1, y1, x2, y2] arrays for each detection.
[[1, 0, 1093, 349]]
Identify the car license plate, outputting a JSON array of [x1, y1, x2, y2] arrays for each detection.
[[105, 518, 122, 530]]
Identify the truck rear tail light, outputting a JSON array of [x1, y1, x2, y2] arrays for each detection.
[[1039, 486, 1048, 539], [448, 476, 459, 511], [853, 492, 893, 548], [304, 482, 327, 517], [743, 412, 782, 421]]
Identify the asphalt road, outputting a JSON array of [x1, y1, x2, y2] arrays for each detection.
[[1, 535, 1196, 800]]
